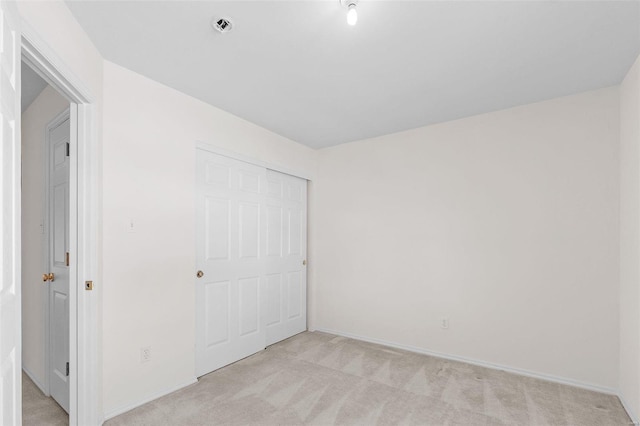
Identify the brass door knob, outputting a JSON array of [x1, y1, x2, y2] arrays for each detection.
[[196, 270, 204, 278], [42, 273, 54, 282]]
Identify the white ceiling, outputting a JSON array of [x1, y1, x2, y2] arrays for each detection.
[[66, 1, 640, 149]]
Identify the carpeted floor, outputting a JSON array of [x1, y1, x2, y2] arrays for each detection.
[[107, 331, 633, 425], [22, 371, 68, 426]]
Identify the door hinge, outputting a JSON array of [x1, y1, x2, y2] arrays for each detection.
[[66, 362, 69, 377], [66, 142, 70, 157], [65, 252, 69, 267]]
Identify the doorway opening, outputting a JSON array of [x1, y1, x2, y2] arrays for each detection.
[[17, 24, 101, 426], [21, 61, 71, 424]]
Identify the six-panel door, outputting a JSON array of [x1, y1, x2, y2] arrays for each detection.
[[264, 170, 307, 346], [195, 150, 308, 377], [0, 2, 21, 424], [195, 151, 268, 377]]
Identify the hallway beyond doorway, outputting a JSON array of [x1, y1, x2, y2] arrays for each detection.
[[22, 372, 67, 426]]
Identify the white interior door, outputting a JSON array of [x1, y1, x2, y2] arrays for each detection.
[[47, 114, 69, 413], [265, 171, 307, 346], [196, 150, 267, 377], [0, 2, 21, 424]]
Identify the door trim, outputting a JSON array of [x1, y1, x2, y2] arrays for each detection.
[[21, 19, 100, 426], [195, 141, 313, 181]]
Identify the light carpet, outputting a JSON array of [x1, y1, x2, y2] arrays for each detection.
[[22, 371, 68, 426], [107, 331, 632, 425]]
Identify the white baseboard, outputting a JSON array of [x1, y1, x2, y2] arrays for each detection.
[[618, 392, 639, 425], [103, 377, 198, 421], [22, 366, 48, 396], [313, 327, 617, 395]]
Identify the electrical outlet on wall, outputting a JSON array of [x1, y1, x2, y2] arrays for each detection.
[[141, 346, 151, 363], [440, 317, 449, 330]]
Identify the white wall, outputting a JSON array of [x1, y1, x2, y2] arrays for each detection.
[[101, 61, 316, 417], [620, 54, 640, 422], [314, 87, 620, 390], [17, 1, 103, 96], [21, 85, 69, 388]]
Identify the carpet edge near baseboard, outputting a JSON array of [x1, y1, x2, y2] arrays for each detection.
[[312, 328, 618, 396], [102, 377, 198, 422], [314, 325, 639, 423], [618, 392, 640, 426], [22, 366, 48, 396]]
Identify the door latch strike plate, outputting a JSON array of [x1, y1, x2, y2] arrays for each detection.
[[85, 281, 93, 290]]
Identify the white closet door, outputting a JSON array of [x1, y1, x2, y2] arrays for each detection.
[[265, 170, 307, 346], [195, 150, 267, 377]]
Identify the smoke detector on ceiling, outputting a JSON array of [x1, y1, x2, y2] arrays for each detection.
[[212, 17, 233, 33]]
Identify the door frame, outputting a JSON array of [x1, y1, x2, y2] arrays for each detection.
[[195, 141, 313, 181], [21, 21, 100, 426]]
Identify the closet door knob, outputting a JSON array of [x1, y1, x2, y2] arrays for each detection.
[[196, 270, 204, 278]]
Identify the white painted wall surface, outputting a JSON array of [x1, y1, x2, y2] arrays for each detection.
[[619, 54, 640, 422], [17, 1, 103, 98], [21, 85, 69, 388], [314, 88, 620, 390], [101, 61, 316, 416]]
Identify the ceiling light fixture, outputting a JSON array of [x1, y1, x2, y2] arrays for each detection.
[[341, 0, 358, 26]]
